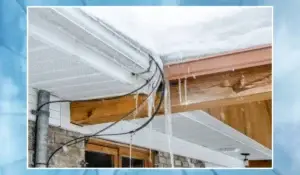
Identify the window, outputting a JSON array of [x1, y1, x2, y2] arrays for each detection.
[[85, 138, 154, 167], [121, 157, 144, 167], [85, 151, 115, 167]]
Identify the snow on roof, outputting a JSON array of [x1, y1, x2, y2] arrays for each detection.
[[82, 7, 272, 64]]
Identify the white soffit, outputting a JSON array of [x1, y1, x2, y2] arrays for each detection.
[[132, 110, 272, 161], [82, 7, 272, 64], [57, 109, 244, 167], [28, 8, 156, 100]]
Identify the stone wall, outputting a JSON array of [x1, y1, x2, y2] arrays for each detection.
[[154, 151, 205, 168], [28, 121, 85, 168]]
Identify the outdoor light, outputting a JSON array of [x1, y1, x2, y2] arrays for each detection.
[[241, 153, 250, 167], [62, 145, 69, 153]]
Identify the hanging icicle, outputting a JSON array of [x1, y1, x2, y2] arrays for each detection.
[[148, 91, 154, 163], [184, 77, 188, 105], [178, 79, 182, 104], [134, 91, 140, 119], [152, 81, 157, 109], [129, 133, 133, 168], [147, 74, 159, 165], [164, 80, 175, 168]]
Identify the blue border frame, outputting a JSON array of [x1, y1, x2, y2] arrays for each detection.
[[0, 0, 299, 174]]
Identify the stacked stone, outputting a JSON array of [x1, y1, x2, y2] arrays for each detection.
[[28, 121, 85, 167], [154, 151, 205, 168]]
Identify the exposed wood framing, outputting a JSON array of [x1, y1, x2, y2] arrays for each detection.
[[70, 45, 272, 149], [171, 64, 271, 113], [165, 44, 271, 80], [71, 95, 149, 124], [71, 64, 271, 123], [203, 100, 272, 149], [248, 160, 272, 168], [71, 64, 271, 122]]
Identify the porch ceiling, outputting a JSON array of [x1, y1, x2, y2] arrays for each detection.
[[28, 7, 153, 100], [132, 110, 271, 161]]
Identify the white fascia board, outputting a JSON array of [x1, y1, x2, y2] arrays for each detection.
[[181, 111, 272, 158], [53, 8, 150, 71], [28, 16, 145, 86]]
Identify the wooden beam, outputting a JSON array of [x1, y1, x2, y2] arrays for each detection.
[[70, 45, 272, 125], [248, 160, 272, 168], [70, 65, 272, 149], [71, 65, 271, 124], [70, 43, 273, 151], [71, 95, 150, 124], [171, 64, 272, 113], [165, 44, 272, 80]]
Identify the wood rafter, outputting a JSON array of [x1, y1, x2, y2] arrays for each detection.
[[71, 65, 271, 124], [165, 44, 271, 80], [171, 64, 272, 113], [248, 160, 272, 168]]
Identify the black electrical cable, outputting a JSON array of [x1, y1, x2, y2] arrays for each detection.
[[44, 54, 164, 167], [210, 169, 219, 175], [46, 75, 162, 167], [45, 71, 161, 167], [132, 59, 153, 76], [46, 55, 164, 167], [34, 63, 158, 167]]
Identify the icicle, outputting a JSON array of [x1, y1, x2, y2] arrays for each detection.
[[129, 133, 133, 168], [184, 78, 188, 105], [219, 107, 226, 121], [178, 79, 182, 104], [240, 75, 246, 87], [220, 112, 225, 121], [152, 81, 157, 109], [134, 91, 139, 119], [164, 80, 174, 168], [147, 89, 154, 163]]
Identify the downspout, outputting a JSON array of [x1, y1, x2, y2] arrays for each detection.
[[34, 90, 50, 167]]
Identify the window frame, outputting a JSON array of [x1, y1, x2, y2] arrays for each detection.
[[86, 138, 154, 167]]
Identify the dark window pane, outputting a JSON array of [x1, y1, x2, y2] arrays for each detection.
[[122, 157, 144, 167], [85, 151, 114, 167]]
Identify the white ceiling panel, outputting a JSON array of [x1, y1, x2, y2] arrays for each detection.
[[132, 110, 272, 161], [28, 8, 155, 100], [28, 35, 130, 100]]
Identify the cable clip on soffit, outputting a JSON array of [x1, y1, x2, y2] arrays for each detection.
[[31, 109, 50, 116]]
